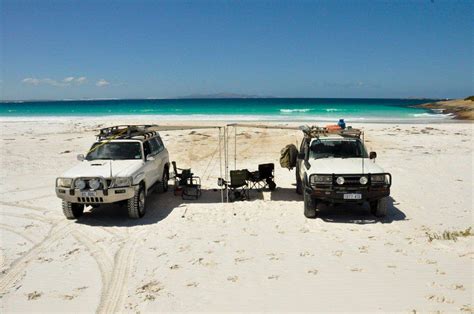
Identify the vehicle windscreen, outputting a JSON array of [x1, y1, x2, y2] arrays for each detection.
[[309, 139, 368, 159], [86, 142, 142, 160]]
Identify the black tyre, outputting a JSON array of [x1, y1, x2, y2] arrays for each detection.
[[296, 173, 303, 195], [62, 201, 84, 219], [157, 167, 169, 193], [370, 197, 388, 217], [267, 179, 276, 191], [303, 191, 317, 218], [128, 185, 146, 219]]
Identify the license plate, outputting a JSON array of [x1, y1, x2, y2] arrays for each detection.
[[82, 191, 97, 197], [343, 193, 362, 200]]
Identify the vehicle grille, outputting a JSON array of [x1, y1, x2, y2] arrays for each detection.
[[335, 175, 365, 187], [77, 197, 104, 203]]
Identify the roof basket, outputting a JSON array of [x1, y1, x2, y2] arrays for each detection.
[[96, 125, 159, 140], [300, 125, 362, 139]]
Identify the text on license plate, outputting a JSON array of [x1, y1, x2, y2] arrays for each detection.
[[82, 191, 97, 197], [343, 193, 362, 200]]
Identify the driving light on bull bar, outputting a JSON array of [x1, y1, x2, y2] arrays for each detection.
[[89, 178, 101, 190], [74, 179, 86, 190], [359, 176, 368, 185], [336, 176, 345, 185]]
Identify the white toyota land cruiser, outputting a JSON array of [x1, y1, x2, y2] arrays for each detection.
[[295, 126, 392, 218], [55, 125, 170, 219]]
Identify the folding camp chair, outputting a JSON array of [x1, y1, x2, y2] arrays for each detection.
[[249, 163, 276, 191], [218, 169, 250, 201], [172, 161, 201, 200]]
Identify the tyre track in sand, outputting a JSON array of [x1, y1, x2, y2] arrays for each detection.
[[72, 228, 114, 308], [96, 233, 141, 314], [0, 220, 72, 294], [0, 223, 39, 244]]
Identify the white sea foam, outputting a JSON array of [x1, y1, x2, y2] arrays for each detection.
[[280, 108, 312, 113]]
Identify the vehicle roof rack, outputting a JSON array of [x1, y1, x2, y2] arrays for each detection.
[[300, 125, 362, 139], [96, 125, 159, 140]]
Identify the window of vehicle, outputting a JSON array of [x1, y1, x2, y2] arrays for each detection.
[[148, 138, 160, 155], [86, 142, 142, 160], [309, 139, 368, 159]]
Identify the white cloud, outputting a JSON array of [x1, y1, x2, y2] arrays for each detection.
[[96, 79, 110, 87], [76, 77, 87, 84], [22, 78, 41, 85], [22, 76, 88, 87], [63, 76, 75, 83]]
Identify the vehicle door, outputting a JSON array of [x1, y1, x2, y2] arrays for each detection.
[[148, 137, 164, 182], [143, 140, 159, 187]]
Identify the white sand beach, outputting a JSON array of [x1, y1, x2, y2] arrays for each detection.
[[0, 119, 472, 312]]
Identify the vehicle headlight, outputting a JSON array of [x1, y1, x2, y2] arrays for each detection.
[[311, 175, 332, 185], [113, 177, 132, 188], [56, 177, 72, 188], [89, 178, 101, 190], [371, 174, 386, 183], [74, 179, 86, 190], [359, 176, 368, 185], [336, 176, 345, 185]]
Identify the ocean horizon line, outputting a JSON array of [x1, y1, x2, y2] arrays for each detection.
[[0, 96, 445, 103]]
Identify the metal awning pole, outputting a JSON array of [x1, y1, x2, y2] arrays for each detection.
[[225, 126, 229, 202], [234, 125, 237, 170], [219, 127, 223, 203]]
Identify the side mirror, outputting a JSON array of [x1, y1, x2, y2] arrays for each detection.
[[217, 178, 225, 187], [369, 151, 377, 159], [297, 153, 305, 160], [77, 154, 85, 161], [146, 154, 155, 161]]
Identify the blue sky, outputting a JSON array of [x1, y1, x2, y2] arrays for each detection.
[[1, 0, 472, 100]]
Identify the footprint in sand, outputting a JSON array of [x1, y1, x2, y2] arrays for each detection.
[[299, 251, 313, 257], [136, 281, 164, 301], [267, 253, 283, 261], [333, 250, 343, 257], [234, 257, 252, 263], [307, 269, 319, 275], [186, 282, 199, 288], [350, 268, 363, 272], [358, 246, 369, 253], [426, 295, 454, 304], [227, 276, 238, 282], [61, 294, 76, 300], [26, 291, 42, 300], [268, 275, 280, 280], [169, 264, 180, 270]]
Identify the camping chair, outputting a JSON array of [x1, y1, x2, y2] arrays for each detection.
[[218, 169, 251, 201], [172, 161, 201, 200], [249, 163, 276, 191]]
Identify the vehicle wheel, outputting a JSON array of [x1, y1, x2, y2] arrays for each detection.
[[128, 186, 146, 219], [157, 167, 169, 193], [62, 201, 84, 219], [296, 173, 303, 195], [370, 197, 388, 217], [303, 191, 317, 218]]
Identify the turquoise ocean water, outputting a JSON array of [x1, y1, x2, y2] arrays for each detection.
[[0, 98, 448, 122]]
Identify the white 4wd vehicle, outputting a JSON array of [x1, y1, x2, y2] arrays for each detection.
[[56, 125, 170, 219], [295, 127, 392, 218]]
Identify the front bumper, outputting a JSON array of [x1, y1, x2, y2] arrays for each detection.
[[56, 186, 138, 204], [309, 186, 390, 203]]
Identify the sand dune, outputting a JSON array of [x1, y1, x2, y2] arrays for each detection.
[[0, 119, 472, 312]]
